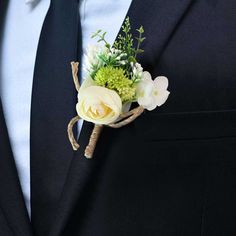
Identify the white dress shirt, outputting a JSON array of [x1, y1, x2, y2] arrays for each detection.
[[0, 0, 132, 217]]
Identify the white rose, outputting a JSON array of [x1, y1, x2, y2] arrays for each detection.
[[76, 85, 122, 125], [136, 72, 170, 111]]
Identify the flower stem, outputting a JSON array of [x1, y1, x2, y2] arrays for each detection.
[[85, 125, 103, 158]]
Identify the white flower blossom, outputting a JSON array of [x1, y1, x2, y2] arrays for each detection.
[[77, 86, 122, 125], [131, 62, 143, 82], [84, 44, 107, 74], [136, 72, 170, 111]]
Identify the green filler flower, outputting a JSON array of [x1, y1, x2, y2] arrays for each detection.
[[94, 66, 136, 103]]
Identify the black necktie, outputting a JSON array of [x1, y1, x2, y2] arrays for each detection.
[[30, 0, 82, 235]]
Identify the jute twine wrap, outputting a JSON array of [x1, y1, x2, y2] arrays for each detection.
[[67, 62, 144, 159], [84, 125, 103, 159], [68, 115, 80, 151]]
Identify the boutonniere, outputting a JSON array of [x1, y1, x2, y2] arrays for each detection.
[[68, 17, 170, 158]]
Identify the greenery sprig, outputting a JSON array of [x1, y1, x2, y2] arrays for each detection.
[[135, 26, 145, 58], [91, 30, 111, 49], [114, 17, 145, 62], [92, 17, 145, 63], [87, 17, 146, 95]]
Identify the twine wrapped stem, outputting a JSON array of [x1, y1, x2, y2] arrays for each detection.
[[84, 125, 103, 159], [71, 61, 80, 92]]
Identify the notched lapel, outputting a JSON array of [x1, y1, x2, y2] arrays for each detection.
[[49, 0, 194, 235]]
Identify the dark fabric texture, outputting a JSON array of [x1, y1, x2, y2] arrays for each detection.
[[0, 0, 236, 235]]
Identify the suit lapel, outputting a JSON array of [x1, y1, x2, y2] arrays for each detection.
[[128, 0, 195, 69], [0, 2, 32, 235], [49, 0, 194, 235], [30, 0, 81, 235], [0, 101, 33, 236]]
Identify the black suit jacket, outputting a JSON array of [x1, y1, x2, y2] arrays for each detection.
[[0, 0, 235, 235]]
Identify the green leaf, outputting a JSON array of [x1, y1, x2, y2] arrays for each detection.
[[136, 49, 144, 54], [137, 26, 144, 34]]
